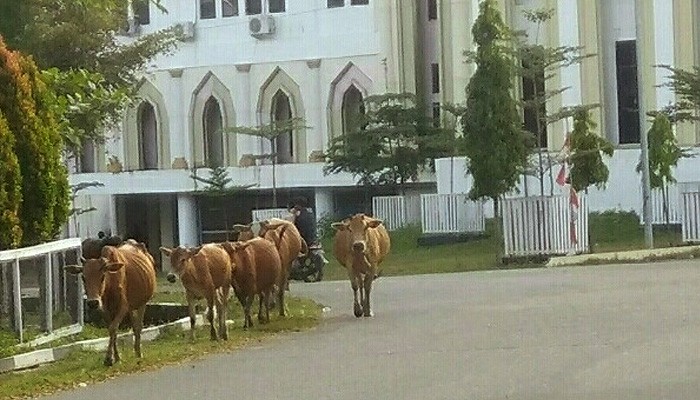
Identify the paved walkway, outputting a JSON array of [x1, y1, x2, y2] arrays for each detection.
[[45, 260, 700, 399]]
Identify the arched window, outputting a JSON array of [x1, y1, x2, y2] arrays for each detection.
[[138, 102, 159, 170], [342, 85, 365, 135], [271, 90, 294, 164], [203, 96, 224, 168]]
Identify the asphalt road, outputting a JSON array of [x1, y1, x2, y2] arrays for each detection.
[[44, 260, 700, 400]]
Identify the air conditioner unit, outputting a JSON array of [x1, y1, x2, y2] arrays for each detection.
[[249, 15, 276, 38], [176, 21, 195, 41]]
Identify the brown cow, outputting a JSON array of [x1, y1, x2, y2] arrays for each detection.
[[221, 238, 283, 328], [332, 214, 390, 318], [81, 234, 123, 260], [65, 242, 157, 366], [233, 218, 306, 315], [159, 244, 231, 341]]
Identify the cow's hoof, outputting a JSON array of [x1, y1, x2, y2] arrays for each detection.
[[363, 310, 374, 317], [353, 304, 363, 318]]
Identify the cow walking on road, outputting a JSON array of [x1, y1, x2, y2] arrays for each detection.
[[332, 214, 390, 317]]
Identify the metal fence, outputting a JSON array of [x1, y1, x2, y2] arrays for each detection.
[[681, 191, 700, 243], [251, 208, 292, 222], [0, 238, 84, 343], [502, 195, 589, 257], [420, 194, 486, 234], [371, 195, 421, 231]]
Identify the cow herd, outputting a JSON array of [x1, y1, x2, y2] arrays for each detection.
[[66, 213, 390, 367]]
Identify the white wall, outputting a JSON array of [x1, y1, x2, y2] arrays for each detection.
[[435, 148, 700, 218]]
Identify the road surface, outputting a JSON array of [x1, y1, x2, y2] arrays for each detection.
[[45, 260, 700, 399]]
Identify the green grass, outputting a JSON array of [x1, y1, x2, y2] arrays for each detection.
[[0, 296, 321, 400], [588, 211, 684, 253]]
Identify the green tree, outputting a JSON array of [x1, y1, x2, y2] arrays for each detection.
[[0, 37, 70, 246], [324, 93, 453, 194], [567, 107, 614, 193], [515, 8, 593, 196], [460, 0, 530, 214], [0, 111, 22, 250], [636, 112, 694, 227], [226, 118, 308, 207], [0, 0, 180, 156], [659, 65, 700, 123]]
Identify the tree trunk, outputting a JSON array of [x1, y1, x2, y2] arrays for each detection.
[[492, 196, 504, 264], [662, 182, 670, 230]]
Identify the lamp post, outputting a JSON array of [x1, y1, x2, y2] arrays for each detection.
[[636, 0, 654, 248]]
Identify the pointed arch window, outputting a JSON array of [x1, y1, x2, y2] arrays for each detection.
[[203, 96, 224, 168], [137, 102, 159, 170], [342, 85, 365, 135], [271, 90, 294, 164]]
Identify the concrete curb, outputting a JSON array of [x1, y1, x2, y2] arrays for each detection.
[[546, 245, 700, 267], [0, 314, 237, 374]]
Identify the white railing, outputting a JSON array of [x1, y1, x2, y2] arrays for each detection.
[[0, 238, 84, 343], [646, 182, 700, 225], [372, 195, 421, 231], [681, 191, 700, 243], [251, 208, 292, 222], [420, 194, 485, 234], [502, 195, 589, 257]]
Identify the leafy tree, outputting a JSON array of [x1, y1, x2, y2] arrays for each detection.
[[636, 112, 694, 227], [460, 0, 530, 214], [658, 65, 700, 123], [0, 112, 22, 250], [324, 93, 453, 194], [515, 8, 593, 196], [567, 107, 614, 193], [227, 118, 308, 207], [0, 37, 70, 246], [0, 0, 181, 156]]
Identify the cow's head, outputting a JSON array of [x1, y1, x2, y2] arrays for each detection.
[[64, 255, 125, 311], [232, 223, 259, 241], [331, 214, 383, 255], [159, 246, 202, 283], [220, 241, 252, 269]]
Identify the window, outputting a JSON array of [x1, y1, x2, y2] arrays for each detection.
[[342, 85, 365, 135], [522, 59, 547, 148], [616, 40, 640, 144], [137, 102, 159, 170], [134, 0, 150, 25], [223, 0, 238, 17], [200, 0, 216, 19], [271, 90, 294, 164], [350, 0, 369, 4], [246, 0, 262, 15], [432, 102, 441, 128], [328, 0, 344, 7], [431, 63, 440, 94], [428, 0, 438, 20], [203, 97, 224, 168], [268, 0, 285, 13]]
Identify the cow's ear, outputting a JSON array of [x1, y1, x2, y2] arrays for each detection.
[[160, 247, 173, 256], [232, 224, 251, 233], [106, 262, 124, 273], [331, 222, 347, 231], [190, 246, 203, 256], [64, 265, 83, 275], [367, 219, 383, 229]]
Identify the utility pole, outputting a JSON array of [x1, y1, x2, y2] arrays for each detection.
[[636, 0, 654, 248]]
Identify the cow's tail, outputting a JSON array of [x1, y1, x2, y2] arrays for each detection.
[[300, 238, 309, 257]]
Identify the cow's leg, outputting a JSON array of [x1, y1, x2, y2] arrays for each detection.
[[219, 287, 229, 340], [258, 293, 266, 324], [132, 305, 147, 358], [206, 291, 218, 341], [243, 295, 254, 329], [348, 271, 362, 318], [277, 279, 287, 318], [186, 291, 197, 342], [105, 311, 127, 366], [362, 273, 374, 317]]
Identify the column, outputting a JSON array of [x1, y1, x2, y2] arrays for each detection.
[[177, 194, 198, 246], [169, 68, 188, 169], [673, 0, 696, 145], [314, 188, 334, 221], [235, 63, 254, 164], [578, 0, 604, 135], [108, 195, 118, 236], [160, 195, 175, 271], [306, 59, 324, 159]]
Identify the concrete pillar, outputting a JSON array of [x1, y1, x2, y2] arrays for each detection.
[[306, 59, 324, 156], [159, 195, 175, 271], [109, 195, 118, 236], [235, 63, 255, 162], [169, 69, 186, 168], [177, 194, 198, 246], [314, 188, 334, 221]]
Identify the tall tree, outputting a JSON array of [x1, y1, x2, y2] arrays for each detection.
[[636, 112, 693, 227], [0, 111, 22, 250], [324, 93, 453, 194], [461, 0, 530, 214], [0, 0, 180, 156], [0, 37, 70, 246], [515, 8, 593, 196]]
